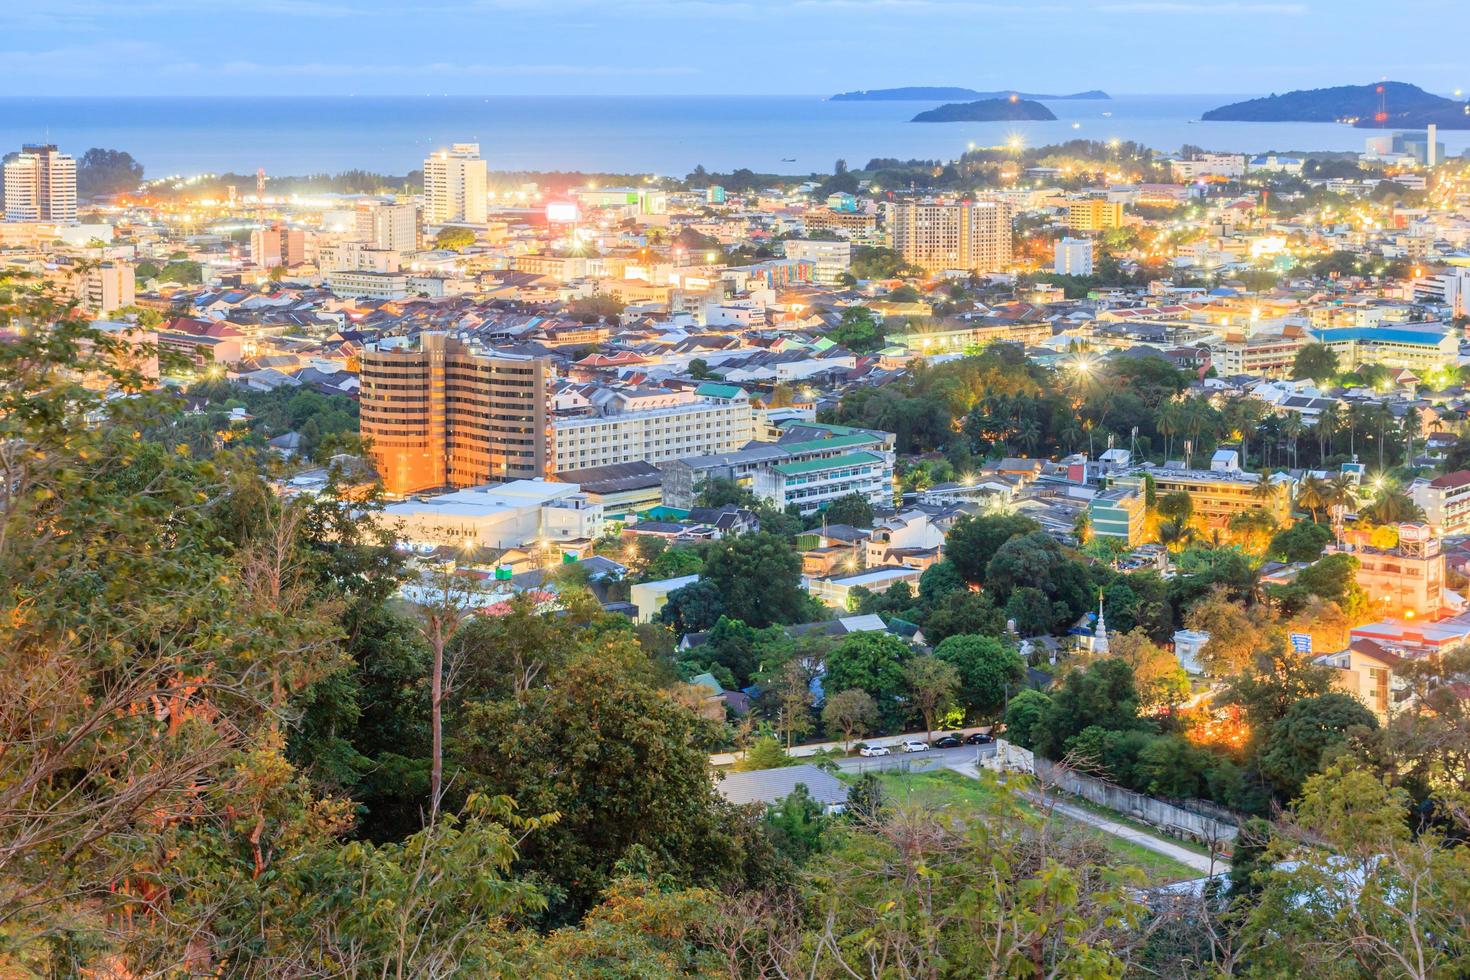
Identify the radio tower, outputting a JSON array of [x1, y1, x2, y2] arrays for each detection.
[[255, 168, 266, 226], [1374, 82, 1389, 127]]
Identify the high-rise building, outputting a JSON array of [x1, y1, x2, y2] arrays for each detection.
[[1054, 237, 1094, 276], [3, 144, 77, 224], [886, 199, 1013, 274], [423, 143, 487, 225], [251, 224, 306, 268], [1066, 198, 1123, 233], [76, 261, 136, 315], [359, 333, 551, 496], [355, 202, 420, 251]]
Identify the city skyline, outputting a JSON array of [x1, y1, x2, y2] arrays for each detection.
[[3, 0, 1467, 97]]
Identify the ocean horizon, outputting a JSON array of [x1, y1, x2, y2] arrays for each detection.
[[2, 93, 1465, 180]]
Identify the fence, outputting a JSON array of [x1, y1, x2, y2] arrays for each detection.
[[985, 740, 1240, 846]]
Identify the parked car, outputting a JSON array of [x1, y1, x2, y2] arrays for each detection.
[[965, 732, 995, 745], [901, 739, 928, 753], [857, 743, 890, 757], [932, 734, 963, 749]]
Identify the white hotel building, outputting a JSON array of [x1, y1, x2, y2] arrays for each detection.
[[550, 382, 758, 473]]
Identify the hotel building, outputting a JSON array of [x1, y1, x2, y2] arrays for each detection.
[[3, 144, 76, 224], [886, 199, 1013, 274], [423, 143, 488, 225]]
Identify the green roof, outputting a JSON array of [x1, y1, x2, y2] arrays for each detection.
[[689, 672, 724, 695], [773, 451, 881, 477], [776, 419, 868, 437], [695, 382, 746, 400], [777, 433, 878, 455]]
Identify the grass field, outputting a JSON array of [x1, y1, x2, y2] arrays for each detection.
[[859, 769, 1199, 886]]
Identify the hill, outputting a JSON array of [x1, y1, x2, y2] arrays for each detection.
[[911, 98, 1058, 123], [1203, 81, 1470, 129], [834, 87, 1109, 102]]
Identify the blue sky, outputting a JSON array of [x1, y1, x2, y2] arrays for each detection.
[[2, 0, 1464, 97]]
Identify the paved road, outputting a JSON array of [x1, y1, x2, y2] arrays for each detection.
[[834, 744, 996, 775], [1030, 790, 1228, 875]]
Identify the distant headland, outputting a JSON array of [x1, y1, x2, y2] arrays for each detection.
[[910, 98, 1059, 123], [833, 87, 1110, 102], [1203, 82, 1470, 129]]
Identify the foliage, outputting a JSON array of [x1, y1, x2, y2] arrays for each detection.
[[1110, 629, 1191, 709], [827, 306, 885, 352], [821, 688, 879, 750], [902, 654, 960, 742], [699, 531, 812, 628], [1029, 659, 1147, 759], [933, 633, 1026, 720], [657, 579, 725, 635], [76, 147, 144, 197], [736, 735, 796, 771], [820, 491, 874, 529], [1292, 342, 1339, 382], [1268, 519, 1332, 563], [944, 511, 1041, 583], [434, 226, 477, 251], [823, 632, 910, 727], [1003, 689, 1053, 749], [1257, 692, 1378, 800]]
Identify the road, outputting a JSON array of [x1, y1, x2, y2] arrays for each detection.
[[834, 744, 996, 775], [1027, 789, 1228, 875]]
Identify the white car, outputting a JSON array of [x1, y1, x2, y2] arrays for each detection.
[[901, 740, 929, 753], [858, 743, 891, 757]]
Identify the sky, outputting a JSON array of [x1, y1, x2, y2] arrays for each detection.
[[2, 0, 1466, 98]]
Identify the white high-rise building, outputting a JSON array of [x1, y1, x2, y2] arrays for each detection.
[[1054, 237, 1095, 276], [355, 202, 420, 251], [423, 143, 487, 225], [886, 199, 1013, 274], [4, 144, 77, 224]]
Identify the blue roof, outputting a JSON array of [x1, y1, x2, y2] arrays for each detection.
[[1208, 287, 1238, 296], [1309, 325, 1450, 346]]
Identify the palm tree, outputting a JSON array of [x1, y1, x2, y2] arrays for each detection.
[[1329, 473, 1357, 514], [1315, 404, 1341, 463], [1158, 519, 1197, 552], [1297, 474, 1330, 523], [1362, 489, 1426, 526], [1281, 412, 1304, 470]]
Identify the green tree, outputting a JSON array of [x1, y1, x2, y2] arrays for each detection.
[[1257, 692, 1378, 800], [904, 654, 960, 745], [1003, 689, 1052, 749], [1269, 519, 1332, 562], [824, 632, 909, 726], [434, 226, 477, 251], [822, 688, 880, 751], [821, 491, 875, 528], [694, 476, 754, 508], [829, 306, 885, 352], [657, 578, 725, 635], [76, 147, 144, 196], [933, 634, 1026, 721], [941, 512, 1039, 583], [1292, 342, 1339, 383], [762, 784, 830, 864], [700, 531, 810, 627], [1030, 659, 1145, 760], [736, 735, 796, 771]]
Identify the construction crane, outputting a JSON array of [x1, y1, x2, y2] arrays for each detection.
[[256, 168, 266, 226]]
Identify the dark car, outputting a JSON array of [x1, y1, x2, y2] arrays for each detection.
[[964, 732, 995, 745], [932, 734, 963, 749]]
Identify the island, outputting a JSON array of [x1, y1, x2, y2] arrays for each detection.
[[1203, 81, 1470, 129], [834, 87, 1109, 102], [911, 98, 1058, 123]]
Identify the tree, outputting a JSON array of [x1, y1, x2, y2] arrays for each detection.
[[772, 657, 815, 748], [736, 735, 795, 771], [1156, 491, 1194, 525], [933, 633, 1025, 721], [943, 512, 1039, 583], [412, 564, 485, 820], [1110, 630, 1190, 710], [824, 632, 909, 726], [1360, 488, 1425, 525], [1269, 519, 1331, 562], [1185, 586, 1278, 677], [694, 475, 753, 508], [700, 531, 810, 628], [828, 306, 885, 352], [821, 491, 875, 529], [1029, 659, 1145, 760], [1257, 692, 1378, 800], [434, 226, 476, 251], [1005, 585, 1066, 637], [822, 688, 879, 751], [159, 260, 203, 284], [657, 578, 725, 635], [1292, 342, 1339, 382], [763, 785, 830, 864], [918, 559, 965, 607], [923, 590, 1007, 646], [456, 652, 750, 923], [1003, 689, 1052, 749], [76, 147, 144, 197], [904, 654, 960, 745]]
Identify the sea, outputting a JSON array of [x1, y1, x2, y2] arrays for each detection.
[[2, 93, 1468, 180]]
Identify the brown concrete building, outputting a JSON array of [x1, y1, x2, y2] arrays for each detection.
[[359, 333, 552, 496]]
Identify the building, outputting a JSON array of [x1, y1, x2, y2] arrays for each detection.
[[1054, 237, 1094, 276], [803, 207, 880, 241], [808, 565, 923, 609], [1214, 332, 1307, 377], [3, 144, 76, 224], [1065, 199, 1123, 233], [356, 202, 420, 251], [629, 574, 700, 623], [1088, 487, 1146, 545], [1169, 153, 1246, 180], [1122, 464, 1291, 529], [1308, 324, 1458, 373], [66, 260, 135, 315], [359, 333, 553, 496], [715, 764, 849, 813], [1317, 644, 1406, 722], [886, 199, 1013, 274], [782, 239, 852, 285], [887, 317, 1051, 353], [423, 143, 488, 225], [754, 451, 890, 515], [250, 224, 306, 269], [326, 270, 411, 299], [1410, 470, 1470, 537], [550, 383, 759, 473], [377, 480, 602, 550], [1334, 523, 1445, 620]]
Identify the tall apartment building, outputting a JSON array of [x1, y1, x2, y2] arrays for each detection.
[[886, 199, 1013, 274], [1410, 470, 1470, 537], [355, 202, 420, 251], [423, 143, 487, 225], [359, 334, 552, 496], [782, 239, 852, 285], [73, 260, 136, 315], [1054, 237, 1095, 276], [1066, 198, 1123, 233], [251, 224, 306, 268], [3, 144, 77, 224]]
